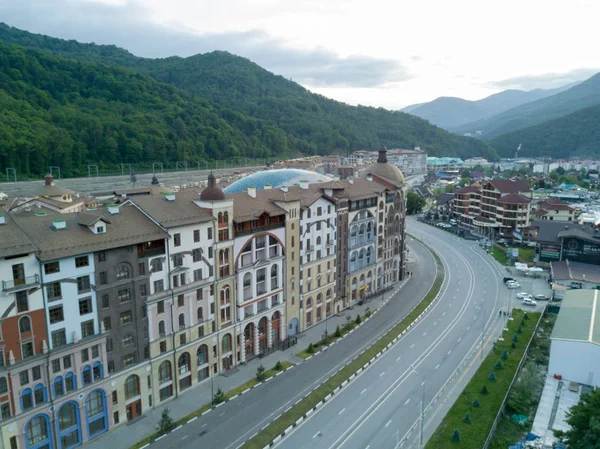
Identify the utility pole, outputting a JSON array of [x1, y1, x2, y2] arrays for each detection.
[[420, 378, 426, 448]]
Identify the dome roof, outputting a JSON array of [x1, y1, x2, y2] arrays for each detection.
[[362, 146, 405, 185], [224, 169, 332, 193], [200, 172, 226, 201]]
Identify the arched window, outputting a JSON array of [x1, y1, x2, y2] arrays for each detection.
[[220, 287, 230, 304], [197, 345, 208, 366], [125, 375, 140, 400], [158, 320, 166, 336], [317, 293, 323, 305], [379, 201, 384, 210], [350, 252, 357, 272], [219, 250, 225, 265], [358, 224, 366, 243], [178, 313, 185, 330], [34, 384, 46, 405], [21, 388, 33, 411], [53, 376, 64, 398], [178, 353, 191, 375], [82, 366, 92, 385], [26, 415, 51, 449], [58, 402, 81, 447], [222, 334, 232, 353], [316, 236, 321, 246], [65, 372, 77, 393], [159, 361, 172, 383], [366, 247, 372, 265], [306, 298, 313, 309], [116, 264, 130, 280], [367, 222, 373, 240], [92, 361, 103, 381], [224, 211, 228, 222], [197, 307, 204, 323], [218, 212, 223, 223], [358, 249, 365, 268], [86, 390, 107, 438], [19, 316, 31, 334], [0, 377, 7, 394]]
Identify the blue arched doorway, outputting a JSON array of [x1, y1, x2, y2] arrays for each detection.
[[25, 414, 53, 449], [288, 318, 299, 336]]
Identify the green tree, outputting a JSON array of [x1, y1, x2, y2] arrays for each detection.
[[559, 387, 600, 448], [256, 364, 266, 381], [355, 315, 362, 325], [156, 408, 175, 434], [451, 429, 461, 443], [501, 349, 509, 361], [335, 325, 342, 338], [472, 398, 481, 407], [508, 366, 543, 415], [213, 387, 225, 405], [489, 371, 497, 381], [481, 385, 489, 395], [495, 360, 504, 370], [463, 412, 471, 424], [274, 361, 283, 371], [406, 190, 426, 215], [461, 169, 471, 178]]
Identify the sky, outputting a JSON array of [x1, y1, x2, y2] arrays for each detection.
[[1, 0, 599, 109]]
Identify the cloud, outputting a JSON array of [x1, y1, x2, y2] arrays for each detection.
[[487, 68, 600, 90], [0, 0, 412, 88]]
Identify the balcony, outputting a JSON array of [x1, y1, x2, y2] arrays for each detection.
[[3, 274, 40, 292]]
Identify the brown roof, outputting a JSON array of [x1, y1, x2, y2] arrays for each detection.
[[535, 209, 548, 216], [497, 193, 531, 204], [0, 214, 38, 258], [131, 190, 214, 228], [488, 180, 531, 193], [12, 204, 168, 261], [552, 260, 600, 284], [537, 199, 573, 211], [455, 186, 480, 194], [76, 212, 109, 227], [227, 190, 288, 223]]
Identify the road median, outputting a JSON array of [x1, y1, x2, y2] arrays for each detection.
[[242, 238, 445, 449]]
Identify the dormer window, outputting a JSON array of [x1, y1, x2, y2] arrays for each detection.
[[96, 225, 105, 234]]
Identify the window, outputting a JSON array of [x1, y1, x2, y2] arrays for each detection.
[[65, 372, 76, 392], [79, 297, 92, 315], [178, 313, 185, 330], [178, 295, 185, 307], [194, 229, 200, 242], [194, 269, 202, 281], [140, 284, 147, 297], [173, 253, 183, 267], [179, 334, 186, 345], [158, 321, 166, 336], [125, 375, 140, 400], [22, 342, 34, 359], [82, 367, 92, 385], [34, 384, 46, 404], [116, 265, 130, 280], [106, 339, 113, 352], [75, 256, 89, 267], [52, 329, 67, 348], [92, 345, 99, 359], [53, 377, 64, 397], [160, 341, 167, 354], [63, 356, 72, 369], [138, 262, 146, 276], [81, 320, 94, 338], [20, 370, 29, 386], [123, 353, 135, 367], [0, 377, 7, 394], [81, 349, 89, 363], [44, 261, 60, 275], [197, 307, 204, 322], [77, 275, 90, 293], [52, 359, 61, 373], [32, 366, 41, 381], [118, 288, 131, 303], [97, 251, 106, 262], [47, 282, 62, 300], [154, 280, 164, 293], [21, 389, 33, 410], [112, 390, 118, 404], [159, 361, 172, 383], [100, 294, 109, 308], [122, 335, 134, 346], [174, 233, 181, 247], [19, 316, 31, 333], [1, 403, 9, 420], [208, 247, 213, 258], [99, 271, 108, 285], [151, 259, 163, 272], [207, 228, 213, 240], [16, 291, 28, 312], [157, 300, 165, 314], [103, 317, 111, 330], [120, 311, 132, 325]]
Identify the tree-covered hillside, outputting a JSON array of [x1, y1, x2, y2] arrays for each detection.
[[489, 104, 600, 158], [0, 23, 497, 164]]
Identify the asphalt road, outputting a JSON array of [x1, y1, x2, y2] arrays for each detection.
[[276, 219, 505, 449], [155, 237, 436, 449]]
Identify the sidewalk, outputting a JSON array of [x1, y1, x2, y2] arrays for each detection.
[[84, 283, 406, 449]]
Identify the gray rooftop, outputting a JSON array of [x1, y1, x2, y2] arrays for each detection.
[[551, 261, 600, 284], [551, 289, 600, 345], [0, 214, 38, 258], [532, 220, 596, 244], [131, 190, 214, 228]]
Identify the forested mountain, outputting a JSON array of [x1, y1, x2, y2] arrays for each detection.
[[0, 22, 497, 173], [453, 73, 600, 139], [402, 85, 573, 130], [489, 104, 600, 158]]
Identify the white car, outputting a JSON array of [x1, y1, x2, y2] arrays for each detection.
[[506, 281, 520, 289], [522, 298, 537, 307], [516, 292, 532, 299]]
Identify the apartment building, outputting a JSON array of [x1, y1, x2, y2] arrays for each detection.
[[387, 148, 427, 176], [451, 180, 533, 237], [533, 198, 576, 222]]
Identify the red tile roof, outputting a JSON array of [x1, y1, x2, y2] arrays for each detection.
[[497, 193, 531, 204], [488, 180, 531, 193]]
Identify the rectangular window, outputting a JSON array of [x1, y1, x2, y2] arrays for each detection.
[[102, 294, 109, 308], [19, 370, 29, 386], [210, 302, 215, 314], [63, 356, 72, 369], [138, 263, 146, 276], [113, 410, 119, 425], [123, 353, 135, 367], [32, 365, 41, 381], [81, 320, 94, 338], [178, 295, 184, 307], [174, 233, 181, 247], [44, 261, 60, 275], [75, 255, 89, 268], [196, 289, 203, 301], [81, 348, 89, 363], [99, 271, 108, 285], [207, 228, 213, 240], [173, 254, 183, 267], [79, 297, 92, 315], [16, 291, 29, 312], [65, 375, 75, 392], [172, 275, 179, 288], [122, 335, 133, 346], [157, 301, 165, 314], [152, 259, 163, 272], [120, 311, 132, 325], [160, 341, 167, 354], [118, 288, 131, 303], [77, 275, 90, 293], [103, 317, 111, 330], [140, 284, 147, 297], [193, 269, 202, 282], [198, 326, 204, 337], [47, 282, 62, 301], [92, 345, 99, 358], [154, 280, 164, 293], [22, 342, 34, 358], [179, 334, 186, 345], [106, 339, 113, 352], [194, 229, 200, 242], [317, 207, 322, 216], [208, 247, 213, 258], [52, 359, 61, 373], [2, 404, 11, 420], [97, 251, 106, 262], [192, 249, 201, 263], [48, 304, 65, 324]]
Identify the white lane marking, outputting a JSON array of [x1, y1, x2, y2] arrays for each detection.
[[423, 332, 427, 336], [433, 321, 437, 326], [396, 356, 402, 362], [448, 350, 452, 355], [467, 326, 470, 331], [404, 398, 411, 405], [220, 412, 226, 416], [182, 435, 188, 440], [313, 432, 321, 439], [435, 364, 440, 370], [380, 372, 385, 378], [361, 388, 367, 395], [385, 420, 392, 428], [202, 423, 207, 428], [421, 381, 425, 386], [339, 408, 346, 415], [442, 312, 446, 316], [473, 316, 477, 320], [366, 446, 371, 449], [458, 337, 462, 342], [410, 344, 415, 348]]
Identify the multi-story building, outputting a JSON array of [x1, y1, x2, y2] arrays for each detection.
[[533, 198, 576, 222], [452, 180, 532, 237], [387, 148, 427, 176]]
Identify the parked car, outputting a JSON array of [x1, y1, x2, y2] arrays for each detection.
[[534, 294, 549, 301], [517, 292, 532, 300], [506, 282, 520, 289], [450, 219, 457, 226], [522, 298, 537, 307]]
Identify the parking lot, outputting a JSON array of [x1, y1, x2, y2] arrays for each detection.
[[502, 267, 553, 314]]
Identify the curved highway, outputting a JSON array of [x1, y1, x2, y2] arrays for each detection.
[[276, 219, 504, 449]]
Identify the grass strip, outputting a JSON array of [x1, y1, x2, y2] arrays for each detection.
[[425, 309, 541, 449], [242, 239, 444, 449], [129, 361, 294, 449]]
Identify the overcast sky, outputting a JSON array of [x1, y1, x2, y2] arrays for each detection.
[[1, 0, 599, 109]]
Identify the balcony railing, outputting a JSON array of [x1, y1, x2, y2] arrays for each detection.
[[2, 274, 40, 292]]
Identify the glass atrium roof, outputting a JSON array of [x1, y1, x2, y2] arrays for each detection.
[[223, 169, 331, 193]]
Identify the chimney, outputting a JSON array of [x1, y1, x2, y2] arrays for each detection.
[[0, 215, 4, 225], [165, 193, 176, 202], [264, 184, 272, 190], [377, 145, 388, 163], [248, 186, 257, 198], [299, 180, 309, 190], [108, 204, 120, 215], [44, 173, 54, 186], [52, 219, 67, 230], [280, 186, 288, 192]]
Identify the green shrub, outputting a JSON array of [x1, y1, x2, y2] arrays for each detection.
[[495, 360, 504, 370], [274, 361, 283, 371], [335, 325, 342, 338], [256, 364, 266, 382], [472, 398, 481, 407], [517, 325, 523, 334], [156, 408, 175, 434], [463, 412, 471, 424], [489, 371, 497, 381], [355, 315, 362, 325], [512, 342, 517, 349], [513, 334, 519, 343], [307, 343, 315, 354], [451, 429, 461, 442], [212, 388, 225, 405], [501, 349, 509, 360], [481, 385, 489, 395]]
